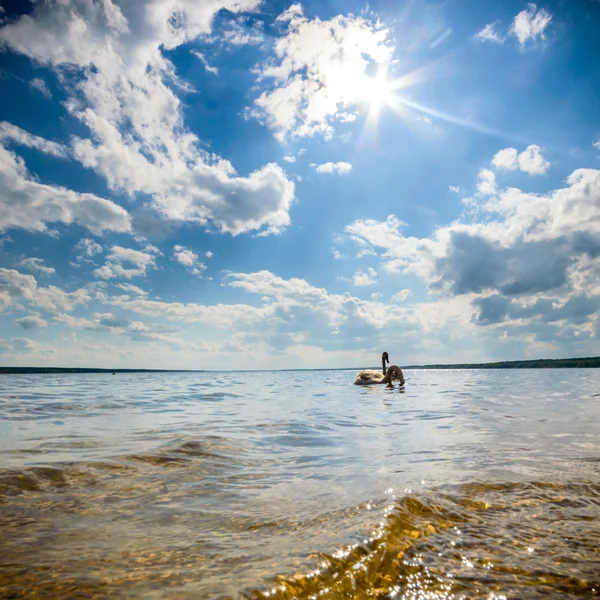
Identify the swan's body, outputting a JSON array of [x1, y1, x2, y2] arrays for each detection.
[[355, 352, 405, 387]]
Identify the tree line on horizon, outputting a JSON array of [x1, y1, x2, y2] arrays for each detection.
[[0, 356, 599, 374], [405, 357, 600, 369]]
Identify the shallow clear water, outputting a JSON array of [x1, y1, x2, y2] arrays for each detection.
[[0, 369, 599, 599]]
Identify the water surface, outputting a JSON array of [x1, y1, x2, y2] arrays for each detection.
[[1, 369, 599, 598]]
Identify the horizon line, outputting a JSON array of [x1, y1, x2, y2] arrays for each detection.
[[1, 355, 599, 373]]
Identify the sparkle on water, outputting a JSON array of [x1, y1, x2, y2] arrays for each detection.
[[1, 368, 599, 598]]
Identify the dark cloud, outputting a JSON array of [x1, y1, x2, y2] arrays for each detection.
[[435, 231, 600, 298], [472, 293, 600, 328], [98, 315, 130, 328]]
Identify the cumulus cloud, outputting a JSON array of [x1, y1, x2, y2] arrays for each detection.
[[391, 289, 412, 303], [252, 4, 393, 140], [55, 311, 181, 345], [110, 269, 421, 354], [93, 246, 157, 280], [20, 257, 55, 276], [510, 3, 552, 45], [475, 22, 504, 44], [491, 145, 550, 175], [0, 145, 131, 235], [339, 163, 600, 339], [314, 161, 353, 175], [476, 169, 497, 196], [76, 238, 103, 259], [15, 314, 48, 329], [353, 267, 377, 287], [0, 268, 90, 314], [173, 245, 207, 276], [0, 337, 41, 354], [283, 155, 296, 163], [0, 0, 295, 237]]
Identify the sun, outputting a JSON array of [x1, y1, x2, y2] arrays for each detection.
[[363, 70, 394, 114]]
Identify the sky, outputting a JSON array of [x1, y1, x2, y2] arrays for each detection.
[[0, 0, 599, 370]]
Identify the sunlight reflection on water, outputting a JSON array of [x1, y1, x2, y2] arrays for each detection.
[[1, 369, 599, 598]]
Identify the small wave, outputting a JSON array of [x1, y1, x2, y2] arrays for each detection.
[[244, 480, 600, 599]]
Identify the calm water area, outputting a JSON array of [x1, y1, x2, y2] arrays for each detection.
[[1, 369, 599, 599]]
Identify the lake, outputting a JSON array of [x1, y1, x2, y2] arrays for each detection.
[[1, 369, 599, 598]]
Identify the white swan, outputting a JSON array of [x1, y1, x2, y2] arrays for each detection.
[[355, 352, 405, 387]]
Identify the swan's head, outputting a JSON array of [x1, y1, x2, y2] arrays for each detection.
[[382, 351, 389, 364]]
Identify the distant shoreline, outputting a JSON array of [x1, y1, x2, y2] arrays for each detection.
[[1, 356, 599, 374]]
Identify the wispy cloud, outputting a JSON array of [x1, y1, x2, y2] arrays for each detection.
[[475, 21, 504, 44], [20, 257, 55, 276], [191, 50, 218, 75]]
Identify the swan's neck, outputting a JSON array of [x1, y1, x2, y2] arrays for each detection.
[[382, 356, 387, 375]]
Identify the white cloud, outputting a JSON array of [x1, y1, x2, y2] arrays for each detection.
[[491, 147, 519, 171], [449, 186, 460, 193], [0, 268, 90, 314], [338, 112, 357, 123], [283, 155, 296, 163], [340, 163, 600, 343], [112, 269, 417, 346], [315, 161, 353, 175], [76, 238, 103, 258], [221, 20, 264, 46], [20, 257, 55, 276], [0, 121, 69, 158], [594, 138, 600, 151], [475, 22, 504, 44], [173, 245, 207, 276], [0, 337, 42, 354], [391, 289, 412, 303], [275, 4, 304, 23], [353, 267, 377, 287], [0, 0, 295, 238], [115, 283, 147, 296], [93, 246, 157, 280], [477, 169, 497, 196], [516, 144, 550, 175], [492, 145, 550, 175], [29, 77, 51, 98], [205, 251, 213, 258], [0, 145, 131, 235], [111, 294, 274, 329], [252, 4, 393, 140], [15, 314, 48, 329], [54, 311, 181, 345], [191, 50, 218, 75], [510, 3, 552, 45]]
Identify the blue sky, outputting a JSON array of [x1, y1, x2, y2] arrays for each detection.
[[0, 0, 599, 369]]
